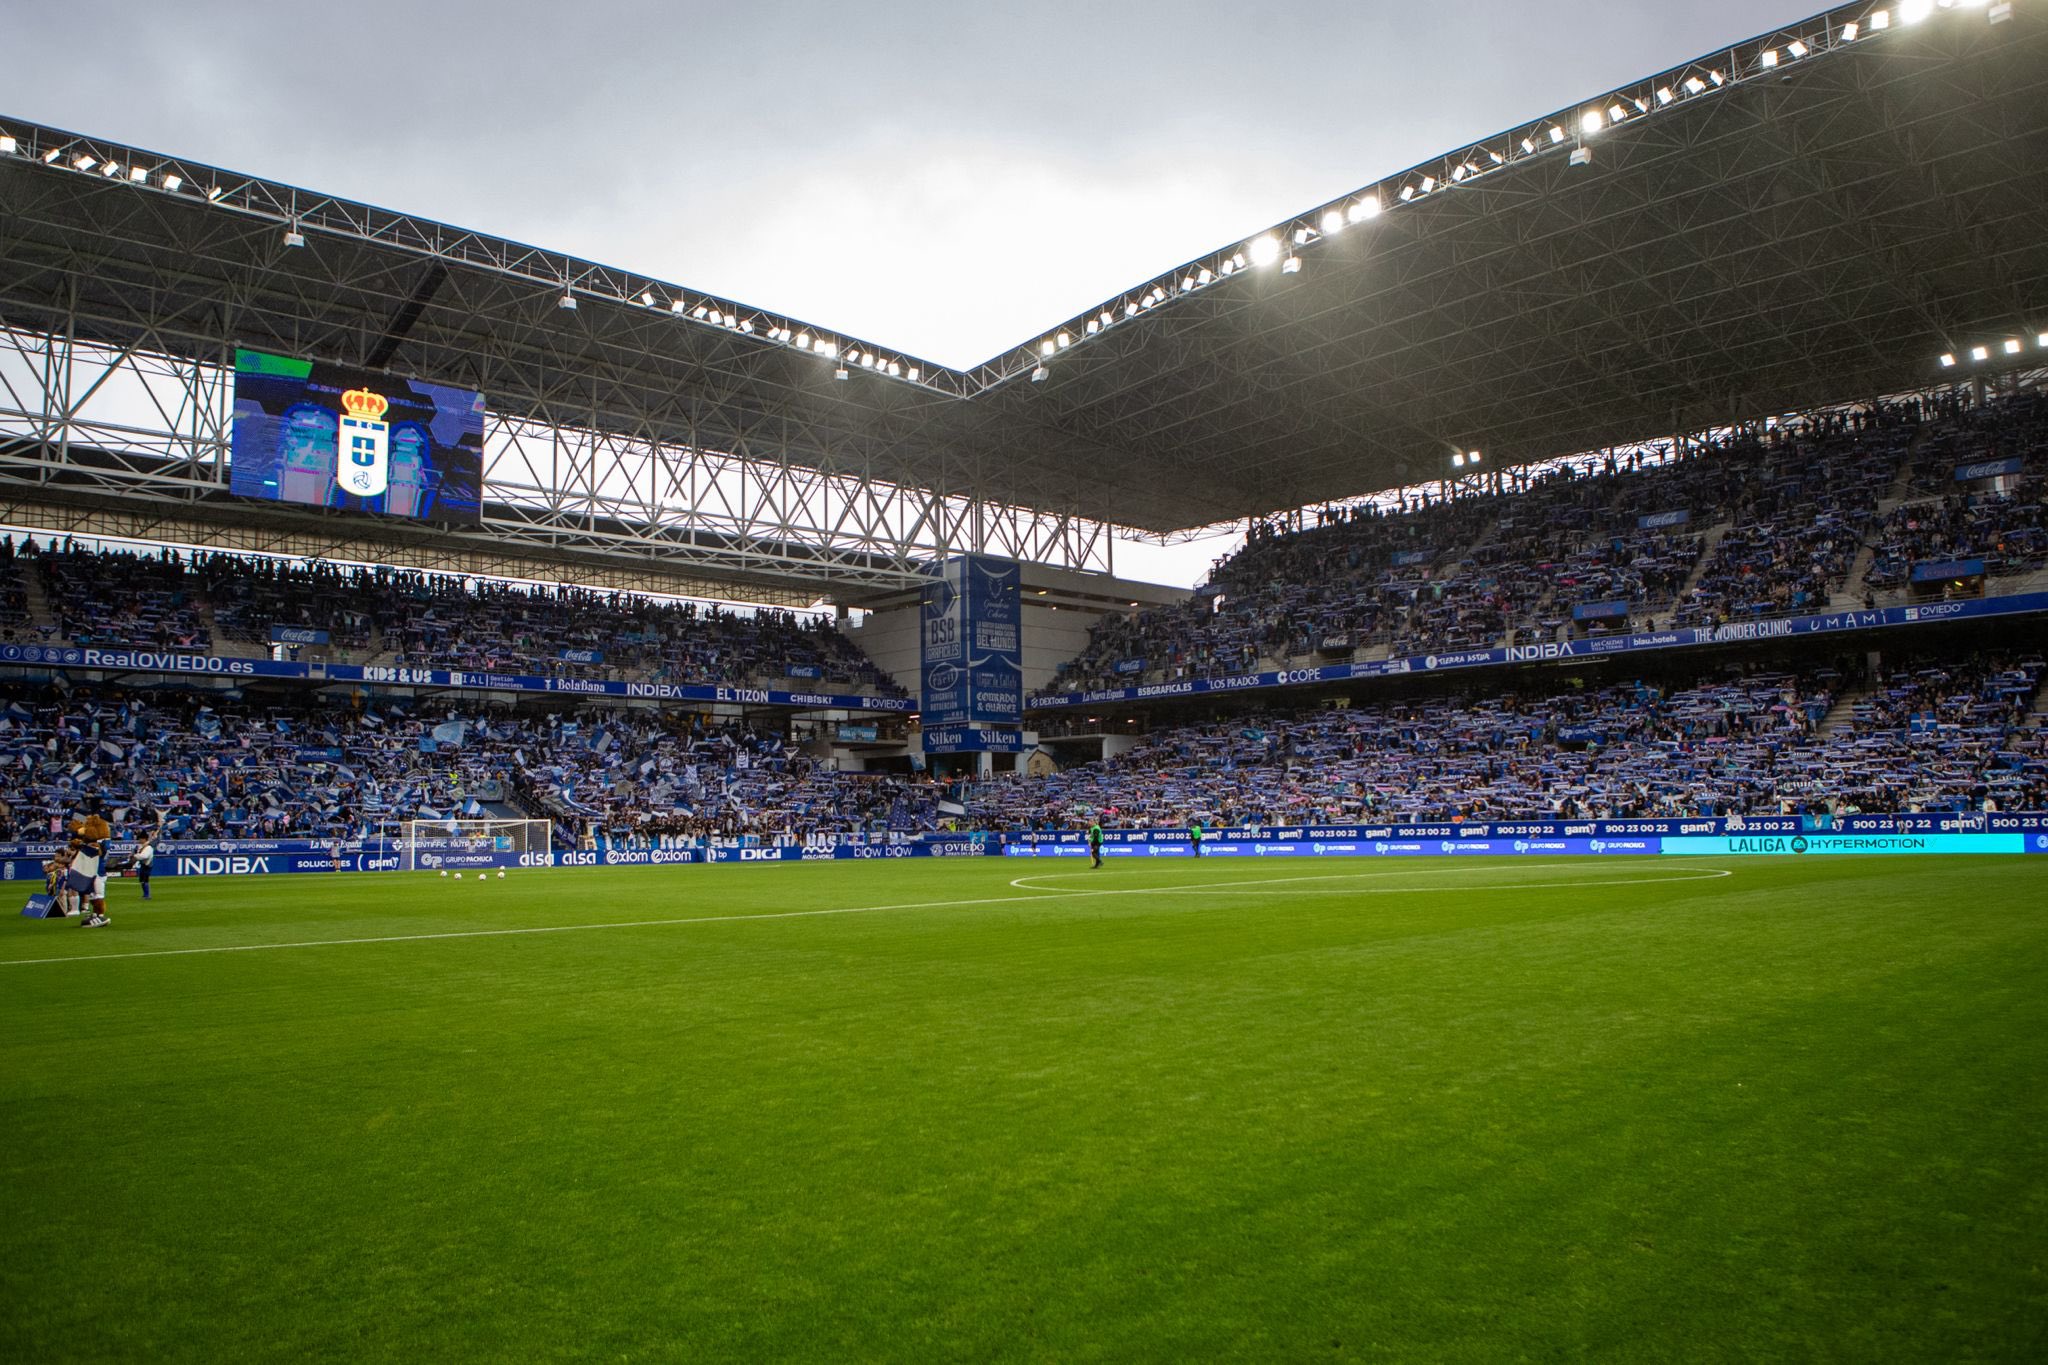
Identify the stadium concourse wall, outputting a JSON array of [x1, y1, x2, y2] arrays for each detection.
[[0, 646, 915, 713], [1026, 591, 2048, 710], [7, 816, 2047, 887]]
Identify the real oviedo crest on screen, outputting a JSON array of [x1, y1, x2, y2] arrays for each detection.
[[229, 349, 485, 525]]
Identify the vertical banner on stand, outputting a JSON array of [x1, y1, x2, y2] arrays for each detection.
[[964, 555, 1022, 725], [921, 557, 971, 725]]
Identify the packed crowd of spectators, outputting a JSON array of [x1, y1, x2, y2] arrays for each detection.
[[1863, 393, 2048, 590], [8, 539, 904, 695], [37, 543, 212, 650], [203, 556, 378, 650], [4, 646, 2038, 852], [984, 653, 2046, 828], [1051, 393, 2020, 694], [0, 684, 942, 846], [0, 539, 28, 636]]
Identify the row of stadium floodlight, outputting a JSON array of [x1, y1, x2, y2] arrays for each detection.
[[995, 0, 2013, 386], [0, 122, 959, 397], [0, 0, 2014, 400]]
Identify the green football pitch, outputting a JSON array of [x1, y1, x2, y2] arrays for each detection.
[[4, 855, 2045, 1361]]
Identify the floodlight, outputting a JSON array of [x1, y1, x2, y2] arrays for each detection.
[[1900, 0, 1930, 22], [1450, 164, 1467, 182], [1870, 9, 1890, 29], [1248, 234, 1281, 266], [1581, 109, 1606, 135], [862, 353, 876, 368], [162, 174, 182, 192], [1570, 146, 1593, 167], [101, 162, 122, 177], [1608, 105, 1628, 123], [638, 291, 655, 307], [42, 147, 61, 163], [1348, 196, 1380, 223], [1548, 125, 1567, 145], [1451, 452, 1466, 468], [1487, 149, 1505, 165], [1419, 175, 1436, 193], [1196, 267, 1214, 284], [1040, 339, 1056, 357], [1991, 2, 2012, 21], [2004, 339, 2022, 355], [1056, 331, 1072, 349], [1468, 451, 1483, 464], [887, 360, 901, 375], [283, 225, 306, 247], [1280, 255, 1301, 274], [1970, 345, 1989, 361], [1656, 87, 1675, 105], [1684, 76, 1707, 94], [129, 166, 148, 183], [1086, 319, 1100, 335], [1099, 310, 1115, 327], [0, 135, 18, 155], [1520, 137, 1537, 154], [1841, 20, 1860, 39], [2038, 333, 2048, 348], [848, 349, 865, 365], [1709, 70, 1725, 86], [1939, 353, 1957, 367], [834, 366, 849, 380], [1294, 226, 1314, 243], [796, 332, 813, 350], [1787, 39, 1808, 57], [1761, 48, 1779, 68], [557, 291, 576, 309], [1030, 365, 1049, 383], [1125, 302, 1141, 318], [73, 153, 96, 170], [819, 341, 838, 359], [907, 368, 920, 382]]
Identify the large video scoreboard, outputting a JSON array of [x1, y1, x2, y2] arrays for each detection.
[[229, 350, 485, 524]]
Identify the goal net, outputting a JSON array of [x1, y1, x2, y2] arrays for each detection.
[[399, 818, 553, 873]]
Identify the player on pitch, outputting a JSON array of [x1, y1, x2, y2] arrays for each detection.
[[1088, 820, 1104, 869]]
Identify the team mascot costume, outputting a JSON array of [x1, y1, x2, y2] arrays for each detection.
[[66, 812, 114, 928]]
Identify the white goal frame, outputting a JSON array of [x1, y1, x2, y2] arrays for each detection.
[[400, 818, 554, 872]]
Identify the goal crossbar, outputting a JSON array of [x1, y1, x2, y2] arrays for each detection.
[[400, 818, 553, 873]]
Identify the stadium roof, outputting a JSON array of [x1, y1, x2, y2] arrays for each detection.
[[1, 0, 2044, 570]]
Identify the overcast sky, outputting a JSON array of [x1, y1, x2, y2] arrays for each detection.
[[1, 0, 1821, 586], [6, 0, 1819, 370]]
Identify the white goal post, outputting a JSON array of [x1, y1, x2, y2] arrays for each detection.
[[399, 818, 554, 872]]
